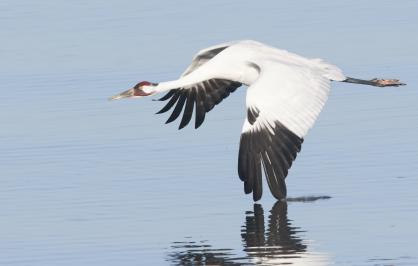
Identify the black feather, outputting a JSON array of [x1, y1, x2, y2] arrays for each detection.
[[156, 92, 181, 114], [247, 107, 260, 125], [261, 152, 283, 199], [166, 91, 187, 124], [238, 135, 249, 181], [178, 90, 195, 129], [195, 88, 206, 128], [155, 79, 242, 129], [238, 116, 303, 201], [253, 155, 263, 201], [253, 154, 263, 201], [157, 89, 176, 101]]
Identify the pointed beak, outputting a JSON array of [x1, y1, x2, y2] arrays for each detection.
[[108, 88, 135, 101]]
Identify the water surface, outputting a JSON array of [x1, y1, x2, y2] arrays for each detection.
[[1, 0, 418, 265]]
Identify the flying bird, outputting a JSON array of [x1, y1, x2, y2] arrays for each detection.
[[109, 40, 405, 201]]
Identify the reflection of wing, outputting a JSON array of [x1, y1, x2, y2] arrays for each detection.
[[241, 202, 307, 255], [239, 60, 331, 201], [167, 201, 330, 265], [242, 202, 331, 266]]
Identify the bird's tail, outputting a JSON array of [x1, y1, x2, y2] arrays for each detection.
[[311, 58, 346, 81]]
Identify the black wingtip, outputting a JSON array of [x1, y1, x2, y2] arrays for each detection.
[[194, 111, 205, 129], [239, 119, 302, 202], [156, 91, 181, 114], [165, 93, 187, 124], [194, 122, 202, 129], [244, 183, 252, 194], [157, 79, 241, 129], [157, 90, 176, 101], [165, 116, 176, 124], [252, 190, 262, 201], [178, 91, 195, 130]]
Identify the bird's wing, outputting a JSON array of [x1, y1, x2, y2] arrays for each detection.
[[239, 60, 331, 201], [156, 42, 244, 129], [156, 79, 242, 129], [181, 41, 239, 77]]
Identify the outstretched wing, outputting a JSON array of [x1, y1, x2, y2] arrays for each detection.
[[156, 42, 242, 129], [156, 79, 242, 129], [238, 60, 332, 201]]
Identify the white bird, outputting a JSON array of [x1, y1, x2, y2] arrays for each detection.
[[109, 40, 405, 201]]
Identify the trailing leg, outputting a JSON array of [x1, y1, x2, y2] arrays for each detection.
[[342, 77, 406, 87]]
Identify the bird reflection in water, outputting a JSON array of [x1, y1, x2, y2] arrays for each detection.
[[241, 202, 306, 260], [166, 198, 330, 265]]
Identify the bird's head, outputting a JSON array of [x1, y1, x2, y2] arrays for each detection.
[[109, 81, 158, 100]]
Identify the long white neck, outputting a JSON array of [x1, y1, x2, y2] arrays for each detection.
[[144, 64, 219, 94], [155, 77, 196, 92], [141, 76, 200, 94], [142, 58, 244, 94]]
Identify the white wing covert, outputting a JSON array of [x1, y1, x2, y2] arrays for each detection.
[[181, 41, 239, 77]]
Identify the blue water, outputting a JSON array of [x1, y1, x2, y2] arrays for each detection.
[[1, 0, 418, 265]]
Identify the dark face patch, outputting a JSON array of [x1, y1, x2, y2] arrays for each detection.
[[134, 81, 151, 89]]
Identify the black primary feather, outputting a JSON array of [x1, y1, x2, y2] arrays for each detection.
[[156, 78, 242, 129], [238, 113, 303, 201]]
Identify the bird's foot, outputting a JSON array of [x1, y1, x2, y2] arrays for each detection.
[[371, 78, 406, 87]]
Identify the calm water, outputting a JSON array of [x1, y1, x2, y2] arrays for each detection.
[[1, 1, 418, 265]]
